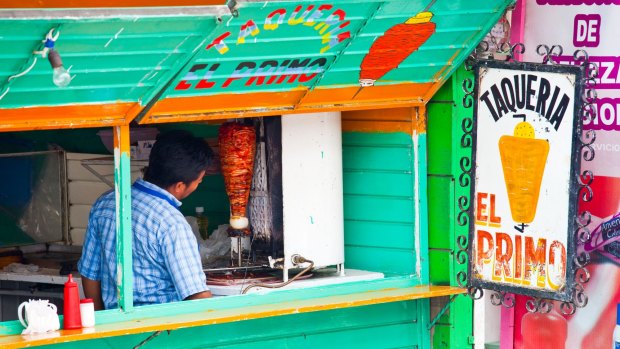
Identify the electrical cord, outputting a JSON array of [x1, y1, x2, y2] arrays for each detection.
[[241, 255, 314, 294]]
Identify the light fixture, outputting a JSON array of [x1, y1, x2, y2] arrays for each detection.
[[47, 48, 71, 88]]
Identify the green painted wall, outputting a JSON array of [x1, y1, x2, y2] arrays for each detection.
[[427, 66, 473, 348], [342, 131, 417, 276]]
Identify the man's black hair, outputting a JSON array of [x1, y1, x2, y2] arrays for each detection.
[[143, 130, 213, 188]]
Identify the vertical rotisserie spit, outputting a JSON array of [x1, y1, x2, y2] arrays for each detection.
[[218, 122, 256, 235]]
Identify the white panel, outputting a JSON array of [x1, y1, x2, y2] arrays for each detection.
[[67, 156, 144, 183], [281, 112, 344, 270], [67, 160, 113, 182], [69, 205, 92, 229], [68, 181, 110, 205], [66, 153, 106, 161], [70, 229, 87, 246]]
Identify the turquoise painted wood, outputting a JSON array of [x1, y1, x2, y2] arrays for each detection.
[[0, 11, 225, 108], [0, 0, 514, 111], [342, 131, 417, 276], [113, 125, 134, 312], [165, 0, 513, 96], [37, 301, 424, 349]]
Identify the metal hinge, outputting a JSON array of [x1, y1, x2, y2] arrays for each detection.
[[467, 335, 475, 345]]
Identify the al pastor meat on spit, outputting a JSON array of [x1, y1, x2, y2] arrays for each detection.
[[218, 122, 256, 233]]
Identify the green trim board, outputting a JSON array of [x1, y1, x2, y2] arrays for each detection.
[[426, 66, 474, 348]]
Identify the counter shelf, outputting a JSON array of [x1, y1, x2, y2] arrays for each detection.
[[0, 281, 465, 349]]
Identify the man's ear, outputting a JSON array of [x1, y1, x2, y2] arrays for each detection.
[[170, 181, 186, 196]]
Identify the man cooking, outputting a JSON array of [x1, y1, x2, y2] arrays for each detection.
[[78, 130, 213, 310]]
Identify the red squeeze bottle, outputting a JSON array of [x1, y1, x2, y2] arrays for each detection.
[[63, 274, 82, 329]]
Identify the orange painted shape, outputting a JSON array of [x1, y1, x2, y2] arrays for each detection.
[[0, 103, 136, 133], [0, 285, 464, 348], [360, 20, 436, 82]]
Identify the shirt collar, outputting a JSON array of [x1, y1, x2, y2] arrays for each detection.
[[134, 178, 182, 208]]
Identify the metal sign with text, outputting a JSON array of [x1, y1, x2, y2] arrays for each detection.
[[468, 59, 584, 301]]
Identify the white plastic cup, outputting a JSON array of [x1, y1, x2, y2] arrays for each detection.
[[79, 299, 95, 327]]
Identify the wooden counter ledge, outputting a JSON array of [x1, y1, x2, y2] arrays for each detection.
[[0, 285, 465, 348]]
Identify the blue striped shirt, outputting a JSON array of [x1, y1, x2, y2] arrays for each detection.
[[78, 179, 208, 309]]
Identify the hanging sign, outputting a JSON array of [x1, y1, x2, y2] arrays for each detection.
[[468, 60, 584, 301]]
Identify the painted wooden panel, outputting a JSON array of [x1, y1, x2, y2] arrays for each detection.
[[342, 130, 413, 146], [344, 220, 414, 250], [162, 0, 510, 98], [344, 171, 413, 197], [344, 195, 414, 224], [35, 301, 423, 349], [426, 67, 474, 349], [428, 176, 453, 249], [429, 249, 451, 284], [342, 146, 413, 172], [281, 112, 344, 271], [342, 127, 417, 275], [0, 16, 222, 109], [427, 102, 454, 175], [346, 246, 416, 275]]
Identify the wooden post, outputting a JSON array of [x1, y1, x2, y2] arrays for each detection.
[[113, 125, 134, 312]]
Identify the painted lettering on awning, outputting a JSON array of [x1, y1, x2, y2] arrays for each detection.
[[175, 58, 328, 90], [206, 4, 350, 56]]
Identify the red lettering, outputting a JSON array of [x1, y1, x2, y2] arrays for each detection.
[[476, 192, 488, 221], [493, 233, 513, 279], [489, 194, 501, 224], [476, 230, 494, 269], [524, 236, 547, 287]]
